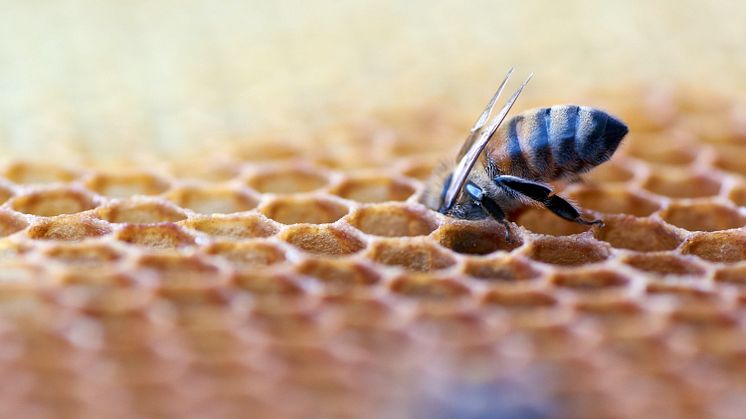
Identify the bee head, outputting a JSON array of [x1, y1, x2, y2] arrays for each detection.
[[419, 165, 489, 220], [421, 68, 531, 221]]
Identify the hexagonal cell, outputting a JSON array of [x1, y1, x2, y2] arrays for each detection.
[[670, 304, 735, 328], [712, 144, 746, 177], [691, 112, 746, 145], [43, 243, 124, 267], [27, 216, 111, 241], [46, 283, 155, 316], [463, 257, 540, 281], [434, 222, 521, 255], [660, 202, 746, 232], [0, 240, 30, 261], [168, 186, 258, 214], [714, 263, 746, 285], [596, 85, 677, 132], [525, 237, 610, 266], [347, 205, 436, 237], [137, 254, 227, 295], [322, 295, 397, 326], [574, 297, 641, 317], [58, 270, 140, 287], [170, 159, 242, 182], [567, 187, 660, 217], [401, 160, 436, 181], [3, 162, 77, 185], [584, 160, 635, 184], [645, 282, 717, 302], [0, 262, 48, 288], [0, 185, 13, 205], [204, 241, 286, 270], [624, 133, 697, 166], [408, 312, 487, 344], [11, 188, 96, 217], [116, 224, 196, 249], [593, 216, 683, 252], [233, 271, 304, 296], [279, 225, 365, 257], [85, 172, 170, 198], [260, 197, 348, 225], [184, 214, 278, 239], [96, 200, 187, 224], [727, 183, 746, 207], [676, 88, 731, 114], [622, 253, 706, 276], [516, 208, 591, 236], [248, 167, 329, 194], [551, 270, 629, 290], [482, 289, 557, 308], [642, 171, 721, 199], [297, 259, 380, 291], [389, 276, 470, 300], [681, 232, 746, 263], [331, 176, 415, 203], [0, 211, 28, 237], [247, 311, 322, 343], [367, 239, 456, 271]]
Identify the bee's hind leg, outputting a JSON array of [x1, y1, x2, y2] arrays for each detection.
[[465, 182, 514, 242], [494, 175, 602, 227], [543, 195, 603, 227]]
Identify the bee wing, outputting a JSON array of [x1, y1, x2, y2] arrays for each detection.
[[442, 72, 533, 212], [456, 67, 514, 161]]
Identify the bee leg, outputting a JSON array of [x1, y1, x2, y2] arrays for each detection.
[[494, 175, 552, 201], [494, 176, 602, 226], [543, 195, 603, 226], [465, 182, 513, 242]]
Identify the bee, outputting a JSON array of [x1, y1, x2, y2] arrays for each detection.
[[422, 69, 629, 237]]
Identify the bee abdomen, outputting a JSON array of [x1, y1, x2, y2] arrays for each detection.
[[494, 105, 628, 180], [546, 105, 627, 177]]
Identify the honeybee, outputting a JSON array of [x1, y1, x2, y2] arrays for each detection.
[[422, 69, 629, 236]]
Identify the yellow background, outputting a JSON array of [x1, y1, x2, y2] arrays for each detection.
[[1, 1, 744, 162]]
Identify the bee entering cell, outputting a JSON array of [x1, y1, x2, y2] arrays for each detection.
[[420, 69, 629, 237]]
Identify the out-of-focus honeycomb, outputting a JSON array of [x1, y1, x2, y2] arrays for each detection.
[[1, 88, 746, 419]]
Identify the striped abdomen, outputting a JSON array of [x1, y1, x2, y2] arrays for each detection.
[[485, 105, 628, 181]]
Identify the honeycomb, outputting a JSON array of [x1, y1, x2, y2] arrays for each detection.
[[1, 88, 746, 419]]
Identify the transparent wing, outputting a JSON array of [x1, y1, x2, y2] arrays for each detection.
[[455, 67, 514, 161], [441, 71, 533, 213]]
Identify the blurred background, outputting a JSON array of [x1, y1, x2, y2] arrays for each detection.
[[2, 3, 746, 418], [0, 0, 744, 165]]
